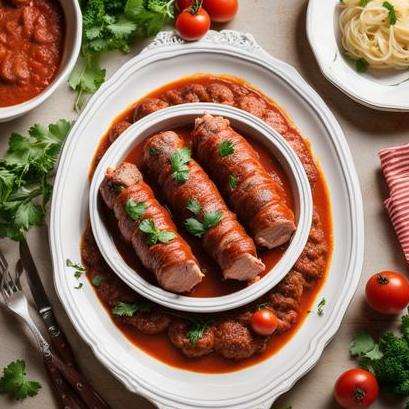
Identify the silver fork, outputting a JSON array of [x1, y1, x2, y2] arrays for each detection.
[[0, 251, 111, 409]]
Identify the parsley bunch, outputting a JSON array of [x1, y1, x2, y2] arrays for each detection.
[[0, 360, 41, 400], [0, 120, 71, 241], [350, 310, 409, 406], [70, 0, 175, 111]]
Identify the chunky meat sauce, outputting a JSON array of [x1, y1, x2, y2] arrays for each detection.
[[82, 75, 332, 373], [0, 0, 65, 107]]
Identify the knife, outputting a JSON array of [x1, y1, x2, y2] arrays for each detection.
[[19, 238, 76, 368]]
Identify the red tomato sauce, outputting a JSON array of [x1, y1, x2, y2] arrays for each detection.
[[84, 74, 333, 373], [0, 0, 65, 107]]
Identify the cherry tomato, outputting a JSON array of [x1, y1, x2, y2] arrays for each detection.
[[176, 7, 210, 41], [334, 369, 379, 409], [203, 0, 238, 23], [250, 309, 278, 336], [365, 271, 409, 314], [175, 0, 193, 12]]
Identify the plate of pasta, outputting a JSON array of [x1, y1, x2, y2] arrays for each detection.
[[307, 0, 409, 111]]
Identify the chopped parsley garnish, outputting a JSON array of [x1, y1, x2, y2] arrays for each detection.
[[91, 275, 104, 287], [125, 199, 147, 220], [383, 1, 397, 25], [0, 360, 41, 400], [186, 198, 201, 215], [219, 140, 235, 157], [170, 147, 191, 184], [356, 58, 369, 73], [113, 184, 125, 193], [187, 321, 208, 346], [0, 120, 71, 241], [185, 211, 223, 238], [112, 301, 153, 317], [149, 147, 160, 156], [360, 0, 372, 6], [317, 297, 326, 316], [229, 174, 238, 190], [66, 259, 86, 289], [138, 218, 176, 245]]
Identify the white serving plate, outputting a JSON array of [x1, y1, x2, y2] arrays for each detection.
[[50, 30, 364, 408], [90, 104, 313, 313], [307, 0, 409, 112]]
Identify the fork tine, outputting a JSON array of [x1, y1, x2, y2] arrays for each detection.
[[0, 251, 8, 279]]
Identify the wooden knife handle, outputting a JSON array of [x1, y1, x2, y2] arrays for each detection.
[[46, 351, 112, 409], [41, 308, 76, 368], [44, 358, 83, 409]]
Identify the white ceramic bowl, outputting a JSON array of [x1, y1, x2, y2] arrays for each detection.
[[0, 0, 82, 122], [89, 103, 313, 313]]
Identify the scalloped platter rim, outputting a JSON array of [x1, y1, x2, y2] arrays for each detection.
[[49, 30, 364, 409]]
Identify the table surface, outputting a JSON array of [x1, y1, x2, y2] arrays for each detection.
[[1, 1, 408, 408]]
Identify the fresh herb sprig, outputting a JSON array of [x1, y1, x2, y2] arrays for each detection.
[[69, 0, 176, 111], [228, 174, 238, 190], [0, 360, 41, 400], [219, 140, 235, 157], [66, 259, 86, 289], [112, 301, 153, 317], [187, 321, 208, 346], [0, 120, 71, 241], [125, 199, 147, 220], [138, 218, 176, 245], [184, 199, 223, 238], [170, 147, 191, 184]]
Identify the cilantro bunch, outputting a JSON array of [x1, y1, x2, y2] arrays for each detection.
[[0, 120, 71, 241], [70, 0, 175, 111], [350, 310, 409, 407]]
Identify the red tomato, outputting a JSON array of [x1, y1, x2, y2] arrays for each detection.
[[203, 0, 238, 23], [176, 7, 210, 41], [334, 369, 379, 409], [250, 309, 278, 336], [176, 0, 193, 12], [365, 271, 409, 314]]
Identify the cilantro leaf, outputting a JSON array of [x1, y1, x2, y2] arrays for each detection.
[[229, 174, 238, 190], [125, 199, 147, 220], [0, 360, 41, 400], [317, 297, 326, 316], [187, 322, 207, 346], [185, 211, 223, 238], [138, 218, 176, 245], [171, 147, 191, 184], [66, 259, 86, 289], [350, 332, 377, 356], [383, 1, 397, 25], [186, 198, 201, 215], [219, 140, 235, 157], [112, 301, 152, 317]]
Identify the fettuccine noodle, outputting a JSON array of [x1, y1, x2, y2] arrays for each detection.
[[339, 0, 409, 69]]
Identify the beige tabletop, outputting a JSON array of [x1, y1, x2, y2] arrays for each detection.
[[1, 1, 409, 408]]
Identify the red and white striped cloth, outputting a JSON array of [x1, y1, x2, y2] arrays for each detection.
[[379, 143, 409, 263]]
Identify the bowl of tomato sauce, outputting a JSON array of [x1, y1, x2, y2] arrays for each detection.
[[0, 0, 81, 122]]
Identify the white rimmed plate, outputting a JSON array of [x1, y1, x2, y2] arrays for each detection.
[[90, 104, 313, 313], [307, 0, 409, 112], [50, 30, 364, 408]]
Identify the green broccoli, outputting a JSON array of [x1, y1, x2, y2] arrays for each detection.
[[350, 310, 409, 405]]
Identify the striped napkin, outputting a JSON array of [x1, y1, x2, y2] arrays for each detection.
[[379, 143, 409, 263]]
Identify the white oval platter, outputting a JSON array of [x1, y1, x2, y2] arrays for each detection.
[[89, 104, 313, 313], [307, 0, 409, 112], [50, 30, 364, 409]]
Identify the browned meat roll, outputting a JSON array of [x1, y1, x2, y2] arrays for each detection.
[[99, 162, 203, 293], [143, 131, 265, 282], [192, 114, 296, 249]]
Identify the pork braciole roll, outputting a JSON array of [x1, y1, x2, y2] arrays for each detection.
[[143, 131, 265, 282], [192, 114, 296, 249], [100, 162, 203, 293]]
